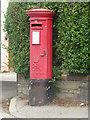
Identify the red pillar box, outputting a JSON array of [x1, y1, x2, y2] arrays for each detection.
[[26, 8, 55, 106]]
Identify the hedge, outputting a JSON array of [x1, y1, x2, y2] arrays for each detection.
[[4, 2, 89, 78]]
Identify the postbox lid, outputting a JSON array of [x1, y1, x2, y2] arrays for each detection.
[[26, 8, 55, 18], [30, 8, 50, 11]]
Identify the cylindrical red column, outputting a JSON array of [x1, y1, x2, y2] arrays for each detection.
[[26, 8, 55, 106]]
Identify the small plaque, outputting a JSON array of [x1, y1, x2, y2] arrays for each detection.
[[32, 31, 39, 44]]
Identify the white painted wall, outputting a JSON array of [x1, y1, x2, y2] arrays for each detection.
[[0, 0, 17, 82], [1, 0, 9, 71]]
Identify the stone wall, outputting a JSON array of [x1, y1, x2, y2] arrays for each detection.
[[57, 80, 88, 102], [17, 74, 30, 97], [17, 74, 89, 102]]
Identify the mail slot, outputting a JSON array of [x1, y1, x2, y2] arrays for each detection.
[[31, 22, 43, 30], [31, 24, 42, 27], [26, 8, 55, 106]]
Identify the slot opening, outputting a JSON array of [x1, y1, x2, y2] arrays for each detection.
[[32, 24, 42, 27]]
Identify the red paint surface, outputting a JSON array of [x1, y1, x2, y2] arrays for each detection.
[[26, 8, 55, 79]]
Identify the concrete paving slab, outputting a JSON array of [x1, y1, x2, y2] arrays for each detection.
[[17, 105, 88, 118], [0, 106, 15, 118], [0, 72, 17, 82], [9, 97, 17, 112], [9, 97, 88, 118]]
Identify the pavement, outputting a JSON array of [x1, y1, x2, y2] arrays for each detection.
[[0, 72, 17, 118], [0, 81, 17, 119], [3, 81, 17, 101], [0, 72, 17, 102], [0, 81, 17, 102], [0, 105, 15, 118], [0, 72, 89, 119], [9, 96, 89, 118]]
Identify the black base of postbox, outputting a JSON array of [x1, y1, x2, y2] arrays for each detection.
[[29, 79, 54, 106]]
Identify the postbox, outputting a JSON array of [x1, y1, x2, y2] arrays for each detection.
[[26, 8, 55, 106]]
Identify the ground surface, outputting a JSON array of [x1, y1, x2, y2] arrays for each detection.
[[0, 77, 89, 119], [0, 81, 17, 118], [0, 105, 15, 118], [0, 81, 17, 102]]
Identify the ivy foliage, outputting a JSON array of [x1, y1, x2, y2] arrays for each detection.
[[4, 2, 89, 78]]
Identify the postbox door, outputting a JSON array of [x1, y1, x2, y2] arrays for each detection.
[[30, 21, 47, 79]]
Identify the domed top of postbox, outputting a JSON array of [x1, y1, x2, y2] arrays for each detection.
[[26, 8, 55, 18]]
